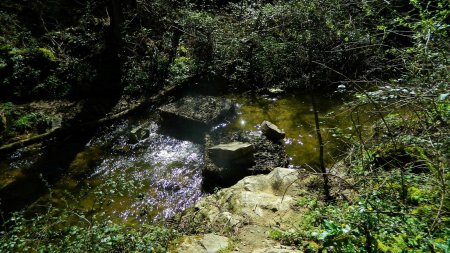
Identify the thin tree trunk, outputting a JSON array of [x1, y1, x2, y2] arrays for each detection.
[[311, 92, 331, 201]]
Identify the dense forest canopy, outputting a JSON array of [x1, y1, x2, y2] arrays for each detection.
[[0, 0, 449, 252], [2, 0, 446, 101]]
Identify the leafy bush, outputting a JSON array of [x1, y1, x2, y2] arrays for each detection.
[[0, 175, 177, 253], [0, 212, 176, 253], [0, 102, 51, 142], [0, 46, 68, 100]]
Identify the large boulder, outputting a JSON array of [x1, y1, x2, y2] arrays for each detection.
[[203, 131, 288, 189], [208, 141, 254, 167], [203, 141, 255, 187], [261, 121, 285, 141], [158, 96, 234, 136], [176, 168, 304, 252]]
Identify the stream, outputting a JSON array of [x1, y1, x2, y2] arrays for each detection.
[[0, 89, 355, 225]]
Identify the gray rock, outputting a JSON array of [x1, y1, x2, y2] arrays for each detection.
[[208, 141, 254, 166], [158, 96, 234, 132], [181, 168, 302, 229], [204, 142, 255, 187], [261, 121, 285, 141], [129, 126, 150, 144], [177, 233, 230, 253], [203, 131, 288, 188]]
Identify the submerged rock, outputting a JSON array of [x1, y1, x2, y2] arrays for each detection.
[[261, 121, 285, 141], [158, 96, 234, 133], [175, 233, 230, 253]]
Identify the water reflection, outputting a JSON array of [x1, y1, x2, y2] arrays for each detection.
[[227, 92, 349, 166], [45, 119, 203, 224], [1, 90, 361, 225]]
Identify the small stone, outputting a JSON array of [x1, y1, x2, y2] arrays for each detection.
[[129, 126, 150, 144], [261, 121, 285, 141]]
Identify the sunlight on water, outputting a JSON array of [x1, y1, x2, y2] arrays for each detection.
[[227, 92, 350, 166], [1, 90, 371, 226], [51, 119, 203, 224]]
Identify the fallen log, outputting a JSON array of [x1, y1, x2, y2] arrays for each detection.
[[0, 84, 182, 154]]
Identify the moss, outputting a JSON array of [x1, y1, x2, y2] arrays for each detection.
[[377, 238, 404, 253], [407, 186, 433, 205], [411, 204, 434, 216], [37, 47, 57, 61]]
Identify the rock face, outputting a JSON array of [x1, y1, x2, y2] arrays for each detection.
[[196, 168, 301, 225], [158, 96, 234, 133], [176, 233, 230, 253], [176, 168, 304, 253], [261, 121, 285, 141]]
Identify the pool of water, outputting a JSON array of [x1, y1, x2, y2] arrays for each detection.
[[227, 91, 351, 166], [34, 119, 203, 224], [1, 89, 358, 224]]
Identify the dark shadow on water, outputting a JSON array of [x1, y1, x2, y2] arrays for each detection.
[[157, 121, 207, 144], [0, 95, 121, 221]]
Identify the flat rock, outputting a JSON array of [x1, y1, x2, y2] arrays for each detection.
[[203, 141, 255, 188], [261, 121, 285, 141], [208, 141, 254, 166], [176, 233, 230, 253], [158, 96, 234, 131]]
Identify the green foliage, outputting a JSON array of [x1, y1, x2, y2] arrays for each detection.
[[0, 102, 51, 142], [0, 46, 67, 99], [0, 213, 175, 253], [169, 56, 195, 84], [216, 0, 385, 87], [0, 174, 177, 253], [273, 190, 448, 252]]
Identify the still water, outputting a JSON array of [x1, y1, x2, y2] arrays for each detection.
[[0, 90, 355, 224]]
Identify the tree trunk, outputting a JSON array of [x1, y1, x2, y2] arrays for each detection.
[[311, 92, 331, 201]]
